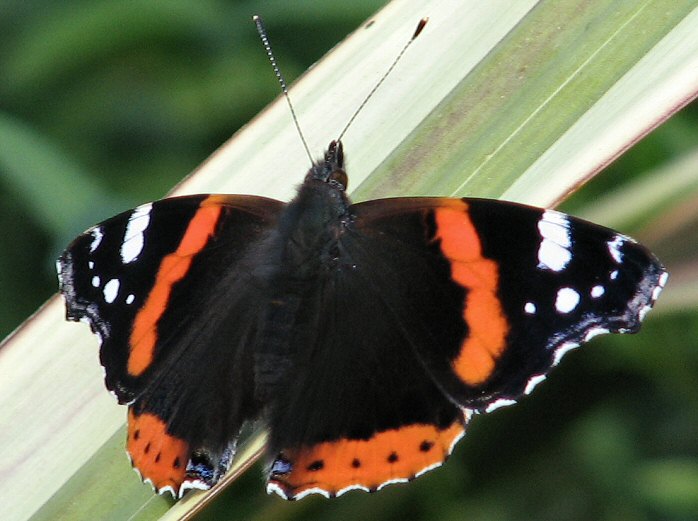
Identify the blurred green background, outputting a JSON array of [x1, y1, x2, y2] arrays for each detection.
[[1, 1, 697, 520]]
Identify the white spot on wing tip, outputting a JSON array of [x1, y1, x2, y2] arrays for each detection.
[[651, 284, 663, 302], [90, 227, 103, 252], [553, 341, 580, 365], [524, 302, 536, 314], [537, 211, 572, 272], [591, 285, 605, 298], [659, 271, 668, 288], [584, 327, 610, 341], [607, 236, 625, 263], [103, 278, 120, 304], [537, 241, 571, 272], [121, 203, 153, 264], [555, 287, 580, 313]]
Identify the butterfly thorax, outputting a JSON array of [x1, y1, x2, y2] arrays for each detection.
[[253, 142, 353, 402], [274, 141, 352, 281]]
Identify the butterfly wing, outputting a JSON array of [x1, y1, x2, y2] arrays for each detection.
[[265, 246, 467, 499], [347, 197, 666, 410], [266, 196, 666, 499], [58, 194, 284, 496]]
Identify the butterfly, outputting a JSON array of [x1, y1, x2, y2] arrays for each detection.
[[57, 136, 666, 499]]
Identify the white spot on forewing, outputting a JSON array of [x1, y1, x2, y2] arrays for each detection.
[[537, 211, 572, 272], [524, 302, 536, 314], [607, 236, 625, 264], [652, 284, 664, 302], [537, 240, 572, 272], [591, 285, 605, 298], [121, 203, 152, 263], [553, 341, 580, 365], [659, 271, 669, 288], [610, 270, 619, 280], [555, 287, 580, 313], [88, 260, 94, 269], [103, 278, 120, 303], [584, 327, 609, 341], [126, 294, 135, 304], [91, 275, 100, 288], [539, 211, 571, 246], [524, 374, 547, 395], [485, 398, 517, 413], [90, 227, 103, 252]]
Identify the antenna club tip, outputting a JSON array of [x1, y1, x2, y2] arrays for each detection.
[[413, 17, 428, 39]]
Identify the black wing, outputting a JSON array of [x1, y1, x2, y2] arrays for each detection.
[[58, 194, 284, 496], [266, 197, 666, 499]]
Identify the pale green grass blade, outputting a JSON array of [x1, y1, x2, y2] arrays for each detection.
[[30, 427, 171, 521], [1, 1, 696, 520], [355, 0, 698, 205]]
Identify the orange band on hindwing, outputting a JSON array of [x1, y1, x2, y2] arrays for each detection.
[[432, 201, 509, 386], [269, 419, 465, 499], [127, 408, 190, 494], [127, 196, 225, 376]]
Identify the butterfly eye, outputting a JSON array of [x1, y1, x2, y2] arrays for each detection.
[[329, 169, 348, 189]]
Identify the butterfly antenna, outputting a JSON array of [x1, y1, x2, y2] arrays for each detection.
[[336, 17, 428, 142], [253, 15, 314, 164]]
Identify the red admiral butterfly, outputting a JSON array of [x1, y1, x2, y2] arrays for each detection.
[[57, 19, 667, 501]]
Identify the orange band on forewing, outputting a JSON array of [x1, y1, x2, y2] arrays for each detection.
[[127, 409, 189, 493], [433, 202, 509, 386], [271, 419, 464, 498], [127, 196, 224, 376]]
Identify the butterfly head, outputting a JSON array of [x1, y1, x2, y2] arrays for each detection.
[[305, 140, 348, 190]]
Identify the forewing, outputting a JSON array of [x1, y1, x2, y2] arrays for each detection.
[[344, 197, 667, 412], [58, 194, 284, 496]]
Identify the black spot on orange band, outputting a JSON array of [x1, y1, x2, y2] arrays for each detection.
[[127, 408, 190, 494], [269, 418, 465, 499]]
